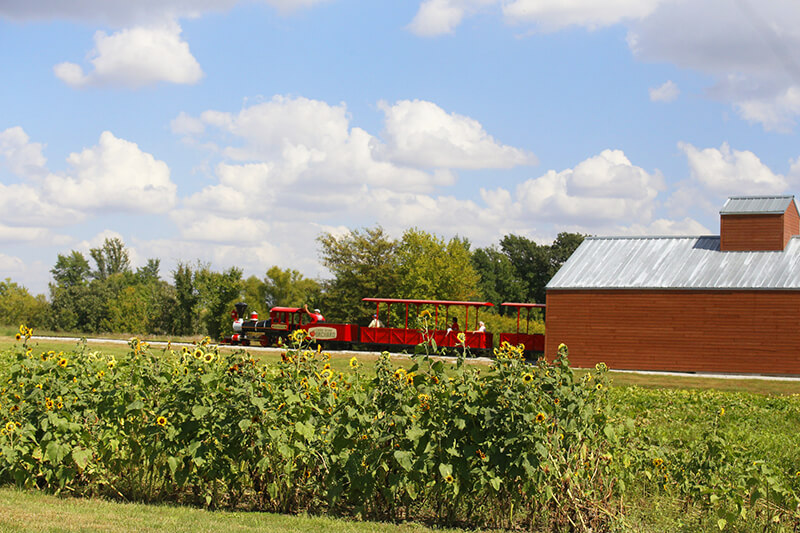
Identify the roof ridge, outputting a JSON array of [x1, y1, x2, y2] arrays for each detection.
[[586, 235, 718, 241]]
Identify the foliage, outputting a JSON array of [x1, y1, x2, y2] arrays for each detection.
[[194, 265, 243, 340], [0, 279, 48, 329], [90, 238, 132, 281], [262, 266, 322, 310], [498, 232, 585, 304], [470, 246, 525, 314], [318, 226, 400, 323]]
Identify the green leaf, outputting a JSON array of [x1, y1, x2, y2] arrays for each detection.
[[405, 425, 425, 444], [167, 456, 179, 476], [72, 447, 91, 470], [717, 518, 727, 530], [489, 476, 502, 491], [125, 399, 143, 412], [238, 419, 252, 433], [438, 463, 453, 478], [192, 405, 211, 419], [394, 450, 414, 471]]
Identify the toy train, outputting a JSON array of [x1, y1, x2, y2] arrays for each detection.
[[222, 297, 545, 356]]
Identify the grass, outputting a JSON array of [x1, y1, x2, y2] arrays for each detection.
[[0, 487, 482, 533]]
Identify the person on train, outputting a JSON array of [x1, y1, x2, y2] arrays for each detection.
[[446, 317, 459, 334], [474, 321, 486, 333], [368, 314, 384, 328], [302, 304, 325, 324]]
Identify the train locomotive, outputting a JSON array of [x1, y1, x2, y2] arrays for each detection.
[[222, 298, 545, 356]]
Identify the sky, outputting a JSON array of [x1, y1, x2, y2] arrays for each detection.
[[2, 0, 800, 296]]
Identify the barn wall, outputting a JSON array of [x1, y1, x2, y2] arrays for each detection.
[[720, 214, 785, 251], [783, 204, 800, 249], [545, 289, 800, 374]]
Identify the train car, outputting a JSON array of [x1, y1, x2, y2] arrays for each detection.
[[222, 298, 543, 357], [360, 297, 495, 353], [222, 302, 358, 348], [498, 302, 546, 357]]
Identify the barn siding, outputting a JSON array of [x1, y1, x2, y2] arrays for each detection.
[[545, 289, 800, 374], [783, 203, 800, 249], [720, 214, 785, 251]]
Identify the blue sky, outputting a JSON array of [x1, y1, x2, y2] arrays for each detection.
[[2, 0, 800, 295]]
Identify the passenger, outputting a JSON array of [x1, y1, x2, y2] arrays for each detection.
[[446, 317, 459, 334], [368, 314, 384, 328], [474, 321, 486, 333], [302, 304, 325, 324]]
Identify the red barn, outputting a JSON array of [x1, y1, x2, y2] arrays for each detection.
[[544, 195, 800, 374]]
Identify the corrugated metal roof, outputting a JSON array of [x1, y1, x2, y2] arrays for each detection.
[[547, 235, 800, 290], [719, 195, 795, 215]]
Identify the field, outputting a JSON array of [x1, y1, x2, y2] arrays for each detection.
[[1, 330, 800, 532]]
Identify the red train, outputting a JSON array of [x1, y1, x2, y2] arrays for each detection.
[[222, 297, 545, 356]]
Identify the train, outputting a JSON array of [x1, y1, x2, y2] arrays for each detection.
[[221, 297, 545, 357]]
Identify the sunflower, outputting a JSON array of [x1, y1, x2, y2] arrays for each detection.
[[58, 358, 68, 368], [419, 309, 432, 318], [193, 348, 203, 359], [107, 359, 116, 369], [456, 332, 466, 344], [349, 356, 359, 368], [522, 373, 533, 384], [14, 333, 21, 341], [97, 370, 105, 379], [393, 368, 406, 380], [4, 421, 15, 432], [156, 416, 168, 427], [203, 353, 214, 363], [444, 474, 454, 483], [535, 412, 546, 423], [45, 398, 54, 410]]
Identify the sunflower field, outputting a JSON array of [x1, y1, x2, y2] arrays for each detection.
[[1, 324, 800, 532]]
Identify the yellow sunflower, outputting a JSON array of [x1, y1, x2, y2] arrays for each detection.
[[349, 356, 359, 368], [156, 416, 168, 427]]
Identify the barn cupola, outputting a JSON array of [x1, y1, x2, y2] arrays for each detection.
[[719, 195, 800, 251]]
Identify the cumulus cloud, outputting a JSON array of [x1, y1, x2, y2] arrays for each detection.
[[43, 131, 177, 213], [377, 99, 537, 169], [54, 22, 203, 88], [0, 127, 48, 179], [628, 0, 800, 131], [407, 0, 497, 36], [678, 141, 788, 195], [649, 80, 679, 102]]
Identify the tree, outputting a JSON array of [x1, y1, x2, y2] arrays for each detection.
[[318, 226, 399, 322], [263, 266, 321, 309], [195, 265, 243, 340], [172, 262, 199, 336], [394, 229, 480, 301], [90, 237, 131, 280], [0, 279, 48, 327], [500, 232, 585, 303], [50, 251, 91, 287], [471, 246, 526, 314]]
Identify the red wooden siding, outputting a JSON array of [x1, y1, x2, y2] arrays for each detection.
[[545, 290, 800, 374], [720, 213, 785, 251], [783, 203, 800, 248]]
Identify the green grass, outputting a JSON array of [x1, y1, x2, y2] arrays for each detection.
[[0, 487, 483, 533]]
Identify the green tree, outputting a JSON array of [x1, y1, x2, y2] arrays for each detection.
[[318, 226, 399, 322], [263, 266, 321, 309], [172, 262, 199, 336], [50, 251, 91, 287], [0, 279, 48, 327], [195, 265, 243, 340], [90, 237, 131, 280], [394, 229, 480, 301], [471, 246, 526, 314], [500, 232, 585, 303]]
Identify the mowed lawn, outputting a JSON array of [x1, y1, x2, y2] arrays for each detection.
[[0, 488, 481, 533]]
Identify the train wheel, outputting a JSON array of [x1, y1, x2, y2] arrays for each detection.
[[259, 335, 270, 347], [242, 338, 251, 346]]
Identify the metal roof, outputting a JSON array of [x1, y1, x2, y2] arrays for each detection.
[[547, 235, 800, 290], [719, 195, 796, 215]]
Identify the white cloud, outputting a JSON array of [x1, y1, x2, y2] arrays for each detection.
[[0, 0, 329, 26], [628, 0, 800, 131], [170, 112, 206, 135], [649, 80, 679, 102], [0, 127, 48, 179], [678, 141, 788, 196], [623, 217, 711, 236], [377, 99, 537, 169], [407, 0, 496, 36], [43, 131, 177, 213], [503, 0, 660, 31], [54, 22, 203, 88]]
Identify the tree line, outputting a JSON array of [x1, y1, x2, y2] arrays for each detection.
[[1, 229, 583, 338]]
